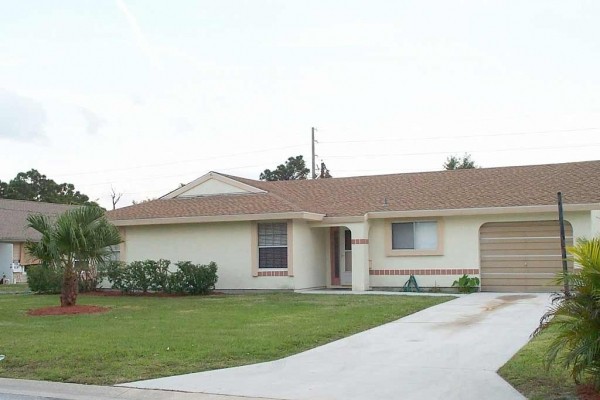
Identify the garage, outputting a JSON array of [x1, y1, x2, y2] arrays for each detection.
[[480, 220, 573, 292]]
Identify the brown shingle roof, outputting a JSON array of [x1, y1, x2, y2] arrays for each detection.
[[108, 160, 600, 221], [0, 199, 76, 242]]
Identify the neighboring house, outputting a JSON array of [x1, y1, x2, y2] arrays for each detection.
[[0, 199, 74, 283], [108, 160, 600, 293]]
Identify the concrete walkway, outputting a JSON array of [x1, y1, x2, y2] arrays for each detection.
[[121, 292, 551, 400]]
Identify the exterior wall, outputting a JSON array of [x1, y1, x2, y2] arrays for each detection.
[[122, 219, 325, 290], [11, 242, 37, 265], [291, 221, 327, 289], [368, 211, 592, 288], [179, 179, 248, 197], [0, 243, 12, 282], [591, 210, 600, 238], [122, 221, 294, 290], [12, 243, 20, 262]]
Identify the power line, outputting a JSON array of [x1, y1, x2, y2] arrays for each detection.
[[51, 143, 306, 179], [77, 162, 270, 189], [318, 127, 600, 145], [324, 142, 600, 159]]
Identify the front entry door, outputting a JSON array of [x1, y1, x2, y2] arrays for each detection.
[[340, 229, 352, 286]]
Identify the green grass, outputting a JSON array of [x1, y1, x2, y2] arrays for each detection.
[[499, 326, 578, 400], [0, 283, 29, 293], [0, 292, 452, 385]]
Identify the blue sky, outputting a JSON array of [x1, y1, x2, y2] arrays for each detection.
[[1, 1, 600, 208]]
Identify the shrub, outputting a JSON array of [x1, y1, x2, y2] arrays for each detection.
[[104, 259, 217, 295], [452, 274, 480, 293], [148, 259, 170, 292], [27, 264, 62, 294], [534, 237, 600, 389], [104, 261, 133, 292], [28, 262, 106, 294], [128, 261, 152, 293], [170, 261, 218, 295]]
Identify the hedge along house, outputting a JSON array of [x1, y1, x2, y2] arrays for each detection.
[[107, 160, 600, 293], [0, 199, 75, 283]]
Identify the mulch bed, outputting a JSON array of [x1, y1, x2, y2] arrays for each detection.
[[27, 305, 110, 316], [578, 385, 600, 400]]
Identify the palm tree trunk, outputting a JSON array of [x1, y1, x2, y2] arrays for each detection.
[[61, 264, 78, 307]]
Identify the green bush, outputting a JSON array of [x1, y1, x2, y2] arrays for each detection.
[[103, 261, 132, 292], [128, 261, 152, 293], [452, 274, 480, 293], [170, 261, 218, 295], [104, 259, 217, 295], [147, 259, 170, 292], [27, 264, 62, 294], [28, 262, 106, 294]]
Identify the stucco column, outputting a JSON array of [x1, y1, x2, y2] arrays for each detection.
[[347, 222, 370, 291]]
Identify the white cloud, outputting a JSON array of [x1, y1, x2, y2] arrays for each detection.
[[0, 88, 46, 141]]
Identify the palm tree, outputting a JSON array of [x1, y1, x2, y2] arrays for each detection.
[[26, 206, 122, 307], [534, 238, 600, 388]]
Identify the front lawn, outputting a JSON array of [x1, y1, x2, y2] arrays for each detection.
[[499, 326, 578, 400], [0, 283, 29, 293], [0, 292, 452, 384]]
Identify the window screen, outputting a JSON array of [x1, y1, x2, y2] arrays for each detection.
[[392, 222, 415, 249], [392, 221, 438, 250], [258, 223, 288, 268]]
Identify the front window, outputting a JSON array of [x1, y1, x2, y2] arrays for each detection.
[[258, 222, 288, 268], [392, 221, 438, 250]]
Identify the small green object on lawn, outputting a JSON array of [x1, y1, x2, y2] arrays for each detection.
[[403, 275, 421, 292]]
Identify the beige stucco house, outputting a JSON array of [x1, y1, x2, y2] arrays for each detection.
[[108, 160, 600, 293], [0, 199, 74, 283]]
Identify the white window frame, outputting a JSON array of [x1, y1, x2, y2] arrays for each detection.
[[257, 222, 288, 269], [252, 221, 294, 276]]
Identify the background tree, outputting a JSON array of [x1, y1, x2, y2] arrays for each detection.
[[1, 169, 96, 205], [26, 206, 122, 307], [110, 186, 123, 210], [318, 161, 332, 178], [260, 155, 310, 181], [443, 153, 478, 170]]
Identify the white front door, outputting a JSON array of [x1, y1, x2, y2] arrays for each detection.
[[340, 229, 352, 286]]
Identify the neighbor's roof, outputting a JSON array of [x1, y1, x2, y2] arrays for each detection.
[[0, 199, 75, 242], [108, 160, 600, 222]]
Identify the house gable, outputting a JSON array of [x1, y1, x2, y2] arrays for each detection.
[[162, 172, 266, 199]]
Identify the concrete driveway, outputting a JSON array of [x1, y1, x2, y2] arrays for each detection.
[[120, 292, 550, 400]]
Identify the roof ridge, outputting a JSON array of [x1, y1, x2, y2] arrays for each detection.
[[213, 159, 600, 186]]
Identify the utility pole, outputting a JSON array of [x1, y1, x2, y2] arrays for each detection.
[[311, 127, 317, 179], [557, 192, 570, 296]]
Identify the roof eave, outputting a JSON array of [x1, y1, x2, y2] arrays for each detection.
[[365, 203, 600, 219], [111, 211, 325, 226]]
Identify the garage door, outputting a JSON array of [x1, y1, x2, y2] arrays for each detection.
[[480, 221, 573, 292]]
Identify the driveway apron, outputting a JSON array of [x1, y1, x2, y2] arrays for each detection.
[[120, 293, 550, 400]]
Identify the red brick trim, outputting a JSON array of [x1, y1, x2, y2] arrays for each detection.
[[257, 270, 289, 277], [369, 268, 479, 276], [350, 239, 369, 245]]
